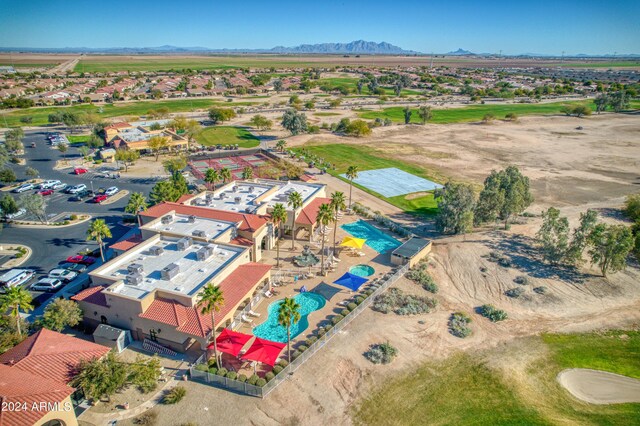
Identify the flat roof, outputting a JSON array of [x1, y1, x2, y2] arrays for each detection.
[[391, 237, 431, 258], [191, 182, 274, 214], [146, 213, 237, 240], [99, 236, 245, 300], [261, 180, 323, 208]]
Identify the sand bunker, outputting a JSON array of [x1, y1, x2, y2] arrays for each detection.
[[557, 368, 640, 404]]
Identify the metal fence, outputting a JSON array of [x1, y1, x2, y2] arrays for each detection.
[[189, 263, 409, 398]]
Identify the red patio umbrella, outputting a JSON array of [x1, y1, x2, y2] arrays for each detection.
[[207, 328, 253, 357], [241, 337, 286, 367]]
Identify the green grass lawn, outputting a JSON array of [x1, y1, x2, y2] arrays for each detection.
[[313, 112, 341, 116], [354, 331, 640, 425], [293, 144, 438, 216], [358, 100, 640, 124], [195, 126, 259, 148], [318, 77, 421, 96], [1, 98, 258, 127], [66, 134, 91, 144]]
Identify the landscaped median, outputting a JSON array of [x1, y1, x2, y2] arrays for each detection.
[[11, 213, 91, 228]]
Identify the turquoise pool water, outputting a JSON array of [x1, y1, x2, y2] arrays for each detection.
[[349, 264, 375, 277], [252, 293, 326, 343], [341, 220, 402, 253]]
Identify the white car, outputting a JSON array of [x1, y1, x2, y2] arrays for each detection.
[[40, 180, 61, 189], [67, 184, 87, 194], [0, 269, 35, 288], [105, 186, 119, 196], [6, 208, 26, 219], [52, 182, 67, 190], [12, 183, 34, 193], [31, 278, 64, 292], [48, 268, 78, 283]]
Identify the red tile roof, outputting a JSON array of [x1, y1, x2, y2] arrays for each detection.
[[141, 202, 268, 233], [176, 194, 194, 204], [71, 285, 109, 307], [104, 122, 131, 130], [296, 197, 332, 226], [139, 262, 271, 338], [110, 233, 143, 252], [230, 236, 253, 247], [0, 329, 111, 386]]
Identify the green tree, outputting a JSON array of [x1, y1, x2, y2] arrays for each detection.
[[624, 193, 640, 222], [19, 193, 47, 224], [125, 192, 148, 225], [346, 165, 359, 208], [162, 156, 187, 174], [147, 136, 168, 161], [316, 203, 335, 275], [198, 284, 225, 366], [87, 219, 112, 262], [241, 166, 253, 180], [536, 207, 570, 265], [204, 168, 220, 190], [417, 106, 433, 124], [330, 192, 346, 254], [149, 180, 176, 204], [270, 203, 287, 268], [0, 287, 33, 336], [572, 104, 592, 117], [273, 79, 283, 93], [277, 297, 301, 362], [345, 120, 372, 137], [276, 139, 287, 152], [71, 352, 128, 402], [208, 107, 236, 124], [249, 115, 273, 131], [78, 146, 90, 163], [115, 149, 140, 172], [281, 109, 308, 135], [475, 166, 533, 229], [608, 91, 629, 112], [0, 168, 17, 184], [220, 167, 232, 184], [435, 182, 476, 234], [39, 299, 82, 331], [565, 209, 598, 266], [287, 191, 303, 250], [403, 106, 412, 124], [128, 355, 162, 393], [0, 194, 18, 220], [588, 224, 634, 277], [25, 167, 39, 179]]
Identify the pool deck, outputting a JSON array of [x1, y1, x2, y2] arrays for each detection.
[[231, 215, 400, 377]]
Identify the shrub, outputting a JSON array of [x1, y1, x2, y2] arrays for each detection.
[[207, 358, 217, 368], [479, 304, 508, 322], [324, 324, 333, 333], [298, 345, 308, 352], [364, 342, 398, 365], [207, 367, 217, 375], [226, 371, 237, 380], [317, 328, 325, 337], [264, 372, 275, 381], [498, 257, 512, 268], [94, 159, 103, 165], [347, 302, 357, 311], [248, 374, 259, 385], [340, 308, 350, 316], [292, 350, 302, 360], [505, 112, 518, 121], [533, 286, 548, 295], [216, 368, 228, 376], [238, 374, 248, 383], [163, 386, 186, 404], [278, 359, 289, 368], [305, 336, 318, 346], [331, 314, 344, 325], [195, 364, 208, 372], [514, 276, 529, 285], [134, 411, 158, 425], [448, 312, 472, 338], [272, 365, 283, 375], [505, 287, 525, 298], [372, 288, 437, 315], [70, 214, 78, 220], [355, 296, 365, 304], [255, 378, 267, 387]]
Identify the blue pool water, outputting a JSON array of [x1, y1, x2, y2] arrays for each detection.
[[341, 220, 402, 253], [252, 293, 326, 343], [349, 264, 375, 277]]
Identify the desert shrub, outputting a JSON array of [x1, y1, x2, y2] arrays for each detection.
[[298, 345, 308, 352], [264, 372, 275, 381], [255, 378, 267, 387], [317, 328, 325, 337], [238, 374, 248, 383], [363, 289, 374, 296], [533, 286, 548, 295], [226, 371, 237, 380], [216, 368, 228, 376], [133, 410, 158, 425], [406, 264, 439, 294], [162, 386, 186, 404], [305, 336, 318, 346], [522, 211, 536, 217], [195, 364, 208, 372], [355, 296, 365, 304], [248, 374, 259, 385], [324, 324, 333, 333], [480, 266, 488, 272], [70, 214, 78, 220], [272, 365, 283, 375], [364, 342, 398, 365], [372, 288, 437, 315], [514, 276, 529, 285], [331, 314, 344, 325], [498, 257, 512, 268], [278, 359, 289, 368], [448, 312, 472, 338], [505, 287, 525, 298], [207, 358, 217, 368], [479, 304, 508, 322], [207, 367, 217, 375], [505, 112, 518, 121], [63, 220, 70, 225], [292, 350, 301, 360], [341, 308, 350, 316], [347, 302, 357, 311], [488, 251, 501, 262]]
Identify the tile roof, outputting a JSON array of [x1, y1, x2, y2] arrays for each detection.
[[230, 236, 253, 247], [71, 285, 109, 307], [139, 262, 271, 338], [142, 202, 268, 233], [295, 197, 332, 226], [110, 233, 143, 252], [0, 329, 111, 386], [104, 122, 131, 130]]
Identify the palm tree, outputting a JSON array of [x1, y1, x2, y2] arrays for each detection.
[[277, 297, 301, 362], [330, 191, 346, 254], [346, 165, 359, 208], [276, 140, 287, 152], [241, 166, 253, 180], [270, 203, 287, 268], [124, 192, 148, 226], [86, 219, 112, 262], [316, 203, 335, 275], [0, 287, 33, 336], [198, 284, 225, 366], [204, 168, 220, 190], [287, 191, 303, 250], [220, 168, 232, 185]]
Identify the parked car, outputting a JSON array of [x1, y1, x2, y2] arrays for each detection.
[[31, 278, 63, 292], [66, 255, 96, 265], [69, 190, 94, 202], [48, 268, 78, 283], [39, 180, 61, 189], [12, 183, 34, 193], [57, 262, 88, 273], [0, 269, 35, 289], [92, 194, 108, 203], [66, 184, 87, 194], [52, 182, 67, 190], [73, 167, 89, 175], [104, 186, 119, 196], [37, 189, 54, 196], [6, 208, 26, 219]]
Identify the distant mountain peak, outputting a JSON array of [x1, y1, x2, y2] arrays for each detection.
[[270, 40, 415, 55], [448, 48, 474, 56]]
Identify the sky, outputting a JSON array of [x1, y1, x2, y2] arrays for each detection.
[[0, 0, 638, 55]]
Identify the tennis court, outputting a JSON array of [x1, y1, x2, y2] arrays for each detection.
[[340, 167, 442, 197], [189, 153, 276, 181]]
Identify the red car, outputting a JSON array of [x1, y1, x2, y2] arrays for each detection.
[[66, 255, 96, 265], [38, 189, 54, 196], [92, 194, 108, 203], [74, 168, 89, 175]]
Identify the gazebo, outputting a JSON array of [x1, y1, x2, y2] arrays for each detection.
[[333, 272, 369, 292], [242, 337, 286, 367], [208, 328, 253, 357]]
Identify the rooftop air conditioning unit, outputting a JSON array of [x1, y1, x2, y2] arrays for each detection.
[[245, 207, 252, 213], [248, 186, 254, 193], [196, 245, 214, 261], [192, 229, 207, 238], [188, 215, 196, 223], [205, 194, 214, 203], [234, 196, 242, 205], [149, 246, 164, 256], [161, 215, 173, 224], [161, 263, 180, 280], [177, 237, 192, 250], [126, 273, 143, 285], [127, 263, 144, 274]]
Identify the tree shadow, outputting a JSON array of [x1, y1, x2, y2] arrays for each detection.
[[46, 237, 87, 248]]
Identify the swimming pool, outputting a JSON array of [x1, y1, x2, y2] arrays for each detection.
[[349, 264, 375, 277], [252, 293, 326, 343], [341, 220, 402, 253]]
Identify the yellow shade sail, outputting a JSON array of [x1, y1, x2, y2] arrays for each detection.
[[340, 236, 366, 249]]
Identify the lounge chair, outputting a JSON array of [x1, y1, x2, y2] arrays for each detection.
[[241, 314, 253, 324], [264, 290, 274, 298], [357, 251, 366, 257], [249, 310, 261, 317]]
